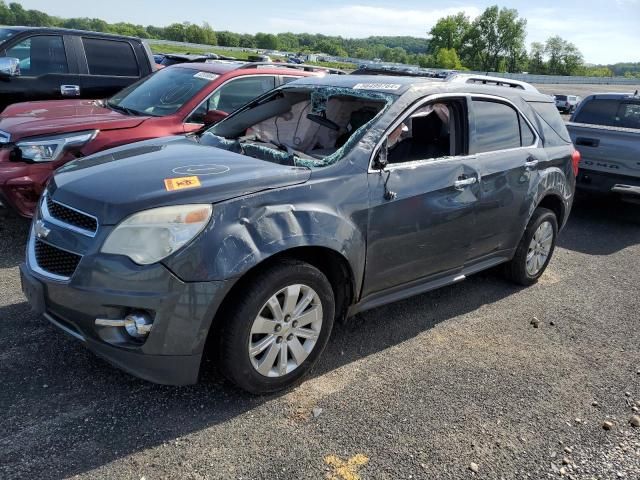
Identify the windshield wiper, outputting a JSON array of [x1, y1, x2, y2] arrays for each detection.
[[106, 101, 142, 116]]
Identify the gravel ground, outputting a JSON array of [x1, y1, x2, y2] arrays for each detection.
[[1, 193, 639, 480]]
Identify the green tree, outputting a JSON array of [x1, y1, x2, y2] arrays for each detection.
[[545, 36, 583, 75], [428, 12, 470, 52], [254, 32, 279, 50], [164, 23, 186, 42], [217, 31, 241, 47], [0, 1, 16, 24], [528, 42, 546, 74], [276, 32, 299, 51], [461, 5, 527, 72], [434, 48, 462, 69]]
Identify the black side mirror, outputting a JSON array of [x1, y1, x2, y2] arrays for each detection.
[[203, 109, 228, 125], [374, 139, 389, 169]]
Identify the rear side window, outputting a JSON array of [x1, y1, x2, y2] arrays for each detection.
[[619, 103, 640, 129], [82, 38, 138, 76], [528, 101, 571, 145], [5, 35, 68, 76], [470, 99, 521, 153]]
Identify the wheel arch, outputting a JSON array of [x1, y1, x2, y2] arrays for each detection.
[[536, 193, 566, 226], [203, 245, 356, 356]]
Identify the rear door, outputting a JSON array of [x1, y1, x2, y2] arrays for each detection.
[[76, 36, 143, 99], [0, 34, 78, 109], [467, 96, 542, 261]]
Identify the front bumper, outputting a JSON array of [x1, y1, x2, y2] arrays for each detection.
[[20, 253, 232, 385], [576, 168, 640, 197]]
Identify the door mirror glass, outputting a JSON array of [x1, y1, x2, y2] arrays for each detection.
[[203, 109, 228, 125], [0, 57, 20, 77]]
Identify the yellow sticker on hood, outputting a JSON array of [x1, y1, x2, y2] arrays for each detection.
[[164, 176, 201, 191]]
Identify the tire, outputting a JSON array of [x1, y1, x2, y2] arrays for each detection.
[[504, 208, 558, 286], [219, 260, 335, 394]]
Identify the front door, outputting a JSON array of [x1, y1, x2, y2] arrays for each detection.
[[0, 34, 77, 110], [362, 97, 480, 298]]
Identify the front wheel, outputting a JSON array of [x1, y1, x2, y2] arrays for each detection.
[[219, 260, 335, 394], [504, 208, 558, 286]]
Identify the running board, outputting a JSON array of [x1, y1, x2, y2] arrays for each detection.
[[350, 256, 508, 316]]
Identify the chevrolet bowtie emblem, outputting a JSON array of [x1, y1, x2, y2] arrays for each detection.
[[35, 220, 50, 239]]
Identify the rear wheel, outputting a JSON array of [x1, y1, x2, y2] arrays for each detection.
[[504, 208, 558, 286], [219, 260, 335, 394]]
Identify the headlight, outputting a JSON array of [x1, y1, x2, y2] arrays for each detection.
[[101, 205, 213, 265], [17, 130, 98, 162]]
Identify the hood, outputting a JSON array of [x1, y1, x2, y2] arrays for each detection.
[[49, 136, 311, 225], [0, 100, 148, 141]]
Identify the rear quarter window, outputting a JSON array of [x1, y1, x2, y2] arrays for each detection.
[[82, 38, 139, 76], [528, 101, 571, 146]]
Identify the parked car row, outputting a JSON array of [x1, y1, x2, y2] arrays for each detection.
[[567, 91, 640, 200], [5, 27, 633, 395], [554, 94, 581, 113]]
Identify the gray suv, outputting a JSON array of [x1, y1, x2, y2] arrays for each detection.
[[20, 74, 578, 394]]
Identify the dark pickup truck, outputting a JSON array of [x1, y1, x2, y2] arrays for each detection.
[[567, 92, 640, 200], [0, 27, 156, 112]]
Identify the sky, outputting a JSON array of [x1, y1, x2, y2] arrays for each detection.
[[16, 0, 640, 64]]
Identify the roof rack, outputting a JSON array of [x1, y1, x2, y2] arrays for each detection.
[[237, 62, 346, 75], [447, 73, 539, 92]]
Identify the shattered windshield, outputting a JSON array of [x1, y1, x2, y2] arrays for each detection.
[[107, 67, 218, 117], [201, 86, 394, 168]]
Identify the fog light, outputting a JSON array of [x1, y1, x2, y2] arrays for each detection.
[[123, 312, 153, 338]]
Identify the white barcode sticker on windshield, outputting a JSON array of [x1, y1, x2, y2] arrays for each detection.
[[193, 72, 219, 81], [353, 83, 401, 90]]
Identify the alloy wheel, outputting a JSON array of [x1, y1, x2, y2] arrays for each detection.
[[248, 284, 323, 377], [526, 220, 554, 276]]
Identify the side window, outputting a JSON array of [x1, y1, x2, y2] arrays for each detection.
[[211, 76, 276, 113], [82, 38, 138, 76], [5, 35, 68, 76], [386, 102, 455, 164], [618, 103, 640, 129], [471, 99, 520, 154], [187, 96, 213, 124], [519, 116, 536, 146], [573, 99, 620, 127], [282, 76, 302, 84]]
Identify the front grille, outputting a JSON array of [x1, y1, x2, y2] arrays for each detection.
[[34, 239, 82, 278], [46, 196, 97, 233]]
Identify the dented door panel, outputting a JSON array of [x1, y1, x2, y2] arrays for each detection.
[[362, 158, 480, 297]]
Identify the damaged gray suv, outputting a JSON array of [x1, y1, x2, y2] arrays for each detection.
[[21, 74, 579, 393]]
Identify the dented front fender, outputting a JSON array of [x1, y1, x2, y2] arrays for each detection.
[[164, 163, 369, 297]]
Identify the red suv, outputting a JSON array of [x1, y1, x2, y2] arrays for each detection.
[[0, 61, 338, 216]]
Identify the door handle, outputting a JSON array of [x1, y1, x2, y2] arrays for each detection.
[[524, 157, 539, 169], [453, 176, 477, 190], [575, 137, 599, 148], [60, 85, 80, 97]]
